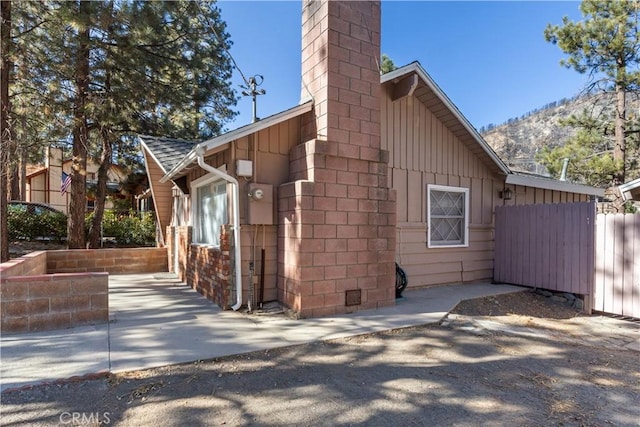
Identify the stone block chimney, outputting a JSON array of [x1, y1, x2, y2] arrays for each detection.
[[278, 0, 397, 318]]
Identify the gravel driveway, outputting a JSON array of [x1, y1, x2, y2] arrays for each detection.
[[2, 292, 638, 427]]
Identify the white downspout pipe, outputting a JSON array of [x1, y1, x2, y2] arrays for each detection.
[[195, 145, 243, 311]]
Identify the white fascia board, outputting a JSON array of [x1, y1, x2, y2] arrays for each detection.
[[619, 177, 640, 201], [506, 174, 605, 197], [160, 101, 314, 183], [382, 63, 510, 175], [199, 101, 313, 151], [160, 149, 199, 183], [618, 177, 640, 193]]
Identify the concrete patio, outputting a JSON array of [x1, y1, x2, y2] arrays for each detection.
[[1, 273, 526, 392]]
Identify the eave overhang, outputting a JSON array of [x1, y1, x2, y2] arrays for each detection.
[[382, 62, 511, 177], [160, 101, 313, 183], [506, 174, 605, 197]]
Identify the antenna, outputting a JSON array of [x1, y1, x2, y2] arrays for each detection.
[[241, 75, 266, 123]]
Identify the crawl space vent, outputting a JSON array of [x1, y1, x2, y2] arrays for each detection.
[[345, 289, 361, 306]]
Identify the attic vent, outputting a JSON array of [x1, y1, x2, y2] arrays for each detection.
[[345, 289, 361, 306]]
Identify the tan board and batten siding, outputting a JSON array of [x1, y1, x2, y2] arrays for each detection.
[[381, 90, 589, 288], [142, 149, 174, 246], [185, 116, 304, 304], [26, 172, 47, 204]]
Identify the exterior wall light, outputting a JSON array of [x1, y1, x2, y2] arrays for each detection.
[[499, 187, 513, 200]]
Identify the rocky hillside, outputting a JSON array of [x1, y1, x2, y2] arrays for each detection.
[[480, 93, 632, 174]]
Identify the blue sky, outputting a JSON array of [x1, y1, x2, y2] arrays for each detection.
[[217, 1, 585, 131]]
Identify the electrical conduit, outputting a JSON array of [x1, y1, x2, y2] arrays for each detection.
[[195, 145, 243, 311]]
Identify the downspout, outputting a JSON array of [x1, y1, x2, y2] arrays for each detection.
[[195, 145, 243, 311]]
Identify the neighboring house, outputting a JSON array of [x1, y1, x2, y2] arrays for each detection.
[[26, 146, 133, 214], [618, 177, 640, 202], [140, 0, 604, 318]]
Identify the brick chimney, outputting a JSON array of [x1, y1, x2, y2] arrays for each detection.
[[278, 0, 396, 318]]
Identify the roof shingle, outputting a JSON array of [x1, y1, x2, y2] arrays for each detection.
[[138, 135, 196, 174]]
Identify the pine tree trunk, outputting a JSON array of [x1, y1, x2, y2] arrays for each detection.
[[16, 107, 28, 200], [610, 73, 627, 212], [88, 128, 112, 249], [18, 143, 25, 200], [68, 0, 90, 249], [614, 78, 626, 184], [1, 0, 12, 262], [9, 165, 19, 200]]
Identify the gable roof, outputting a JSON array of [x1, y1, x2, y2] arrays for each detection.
[[382, 62, 604, 197], [141, 61, 603, 197], [382, 62, 510, 176], [138, 135, 195, 175], [158, 101, 314, 182]]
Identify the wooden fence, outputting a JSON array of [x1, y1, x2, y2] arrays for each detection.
[[495, 202, 640, 318], [494, 202, 595, 296], [594, 214, 640, 318]]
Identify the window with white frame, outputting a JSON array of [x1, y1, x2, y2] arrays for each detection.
[[427, 185, 469, 248], [192, 173, 228, 246]]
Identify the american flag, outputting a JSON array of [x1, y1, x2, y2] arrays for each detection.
[[61, 171, 72, 194]]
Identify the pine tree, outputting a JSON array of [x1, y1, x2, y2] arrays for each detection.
[[380, 54, 397, 74], [1, 0, 12, 262], [5, 0, 238, 249], [545, 0, 640, 210], [536, 113, 621, 187]]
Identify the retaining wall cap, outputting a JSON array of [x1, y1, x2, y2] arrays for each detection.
[[51, 272, 109, 278], [1, 271, 109, 283], [0, 251, 47, 270], [2, 274, 53, 283], [23, 251, 47, 259]]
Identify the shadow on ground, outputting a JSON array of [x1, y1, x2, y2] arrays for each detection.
[[2, 316, 638, 427]]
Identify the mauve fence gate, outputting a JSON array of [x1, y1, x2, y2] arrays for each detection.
[[494, 202, 640, 318]]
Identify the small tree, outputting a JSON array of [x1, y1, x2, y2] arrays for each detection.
[[380, 54, 397, 74]]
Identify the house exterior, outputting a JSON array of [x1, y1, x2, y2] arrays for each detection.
[[380, 63, 602, 286], [140, 0, 603, 318], [26, 146, 131, 214], [618, 177, 640, 202]]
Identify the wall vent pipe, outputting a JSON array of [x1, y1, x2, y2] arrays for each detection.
[[560, 158, 570, 182]]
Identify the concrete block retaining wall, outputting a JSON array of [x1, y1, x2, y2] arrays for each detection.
[[0, 247, 168, 334], [1, 272, 108, 333], [47, 247, 168, 274], [0, 251, 48, 278]]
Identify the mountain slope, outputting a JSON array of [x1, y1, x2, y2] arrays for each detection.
[[480, 93, 636, 176]]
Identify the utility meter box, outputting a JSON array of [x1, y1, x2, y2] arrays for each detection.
[[247, 183, 274, 225]]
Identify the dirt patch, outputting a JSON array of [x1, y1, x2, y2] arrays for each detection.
[[2, 291, 638, 426], [451, 290, 638, 350], [451, 289, 584, 319]]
